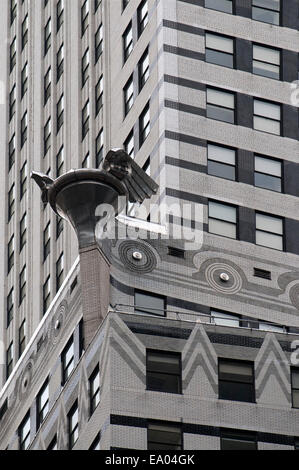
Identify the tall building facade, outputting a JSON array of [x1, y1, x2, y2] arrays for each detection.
[[1, 0, 299, 451]]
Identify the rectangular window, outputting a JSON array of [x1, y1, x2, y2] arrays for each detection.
[[291, 369, 299, 408], [47, 436, 57, 450], [254, 155, 281, 192], [89, 365, 100, 415], [56, 216, 63, 239], [256, 212, 283, 250], [124, 130, 134, 158], [20, 162, 27, 199], [138, 48, 149, 92], [19, 266, 26, 305], [208, 200, 237, 239], [205, 0, 233, 13], [44, 118, 51, 155], [95, 24, 103, 62], [207, 143, 235, 180], [253, 44, 280, 80], [56, 253, 64, 292], [44, 18, 51, 55], [10, 37, 16, 72], [43, 276, 51, 314], [7, 235, 14, 274], [57, 45, 64, 82], [43, 222, 51, 261], [211, 309, 240, 327], [57, 0, 64, 31], [9, 85, 16, 121], [219, 359, 255, 403], [221, 429, 257, 450], [135, 290, 165, 317], [56, 95, 64, 133], [82, 101, 90, 140], [148, 422, 182, 450], [6, 342, 13, 379], [61, 336, 74, 385], [82, 152, 90, 168], [254, 99, 281, 135], [56, 146, 64, 177], [19, 320, 26, 357], [21, 15, 28, 49], [139, 103, 150, 147], [252, 0, 280, 26], [21, 111, 28, 148], [8, 184, 15, 221], [11, 0, 17, 24], [36, 378, 49, 429], [146, 350, 181, 393], [137, 0, 148, 37], [205, 32, 234, 68], [19, 412, 30, 450], [90, 433, 101, 450], [81, 0, 89, 36], [9, 134, 15, 170], [44, 67, 51, 104], [20, 213, 27, 252], [68, 402, 79, 449], [95, 75, 103, 115], [21, 62, 28, 98], [96, 128, 104, 167], [206, 87, 235, 124], [7, 288, 14, 327], [82, 49, 89, 86], [124, 75, 134, 116], [123, 22, 133, 62]]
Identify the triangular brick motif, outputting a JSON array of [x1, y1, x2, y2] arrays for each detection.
[[57, 401, 68, 450], [182, 323, 218, 394], [255, 333, 291, 404], [78, 362, 89, 427]]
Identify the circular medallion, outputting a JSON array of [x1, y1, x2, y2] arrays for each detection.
[[205, 262, 243, 295], [118, 241, 157, 273]]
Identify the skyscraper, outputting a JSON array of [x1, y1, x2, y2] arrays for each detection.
[[1, 0, 299, 451]]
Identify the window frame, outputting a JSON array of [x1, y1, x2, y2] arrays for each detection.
[[146, 349, 182, 394], [218, 358, 255, 403], [208, 199, 238, 240], [255, 211, 284, 251], [205, 31, 235, 69], [206, 86, 235, 124], [147, 421, 183, 450]]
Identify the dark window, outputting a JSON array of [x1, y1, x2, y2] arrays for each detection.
[[7, 235, 14, 274], [219, 359, 255, 403], [6, 342, 13, 379], [90, 432, 101, 450], [220, 429, 257, 450], [252, 0, 280, 26], [20, 213, 27, 252], [61, 336, 74, 385], [206, 87, 235, 124], [21, 111, 28, 148], [124, 75, 134, 116], [44, 67, 51, 104], [124, 130, 134, 157], [21, 15, 28, 49], [95, 24, 103, 62], [168, 247, 185, 259], [56, 252, 64, 291], [254, 267, 271, 280], [19, 412, 31, 450], [205, 32, 234, 68], [43, 276, 51, 314], [36, 378, 49, 430], [148, 421, 182, 450], [7, 288, 14, 327], [137, 0, 148, 37], [123, 22, 133, 62], [44, 119, 51, 155], [68, 401, 79, 449], [57, 0, 64, 31], [43, 222, 50, 261], [89, 365, 100, 415], [44, 19, 51, 55], [81, 0, 89, 36], [135, 290, 165, 317], [146, 350, 181, 393], [207, 143, 235, 180], [57, 45, 64, 82], [95, 75, 103, 115], [139, 102, 150, 147], [138, 48, 149, 91], [291, 369, 299, 408], [47, 435, 58, 450], [205, 0, 233, 14], [18, 320, 26, 357], [96, 128, 104, 167]]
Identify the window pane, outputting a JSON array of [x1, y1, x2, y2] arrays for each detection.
[[256, 213, 282, 234], [206, 50, 234, 68], [292, 370, 299, 388], [254, 100, 280, 120], [147, 353, 180, 374], [209, 219, 236, 238], [207, 105, 234, 123], [256, 231, 283, 250], [135, 292, 164, 316], [219, 361, 253, 377], [207, 88, 234, 108], [147, 372, 180, 393], [259, 322, 284, 332], [211, 310, 239, 327], [255, 156, 281, 177], [208, 161, 235, 180], [205, 0, 233, 13], [219, 381, 254, 402], [293, 390, 299, 408], [209, 201, 236, 223], [254, 173, 281, 192], [221, 437, 256, 450], [254, 116, 280, 135], [252, 7, 279, 25], [253, 61, 279, 80], [253, 45, 280, 65], [253, 0, 280, 12], [206, 34, 233, 53], [208, 144, 235, 165]]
